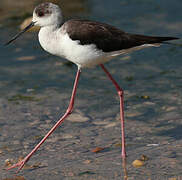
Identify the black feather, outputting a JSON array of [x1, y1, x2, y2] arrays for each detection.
[[65, 19, 179, 52]]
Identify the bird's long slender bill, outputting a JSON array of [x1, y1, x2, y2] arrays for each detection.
[[4, 21, 35, 46]]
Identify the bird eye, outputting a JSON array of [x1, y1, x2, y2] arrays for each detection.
[[38, 11, 44, 17]]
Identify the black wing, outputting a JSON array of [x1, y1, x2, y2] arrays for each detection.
[[64, 19, 178, 52]]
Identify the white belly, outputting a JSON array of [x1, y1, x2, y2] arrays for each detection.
[[39, 27, 111, 68], [57, 32, 111, 68], [38, 26, 160, 68]]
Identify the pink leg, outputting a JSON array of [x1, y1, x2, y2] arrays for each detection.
[[7, 68, 81, 173], [100, 64, 126, 158]]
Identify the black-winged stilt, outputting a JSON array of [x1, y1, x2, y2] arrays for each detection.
[[5, 2, 179, 172]]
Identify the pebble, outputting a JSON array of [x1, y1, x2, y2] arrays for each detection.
[[132, 159, 145, 168], [83, 159, 91, 164], [61, 134, 73, 139], [146, 143, 159, 147], [26, 88, 35, 93], [13, 140, 20, 145], [143, 101, 155, 105], [29, 120, 40, 126], [92, 120, 109, 125], [67, 111, 89, 122], [16, 56, 36, 61], [125, 111, 143, 118], [104, 122, 117, 128], [166, 106, 176, 112]]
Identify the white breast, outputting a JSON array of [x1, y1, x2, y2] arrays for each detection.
[[38, 26, 63, 57], [59, 32, 110, 67], [38, 26, 111, 68]]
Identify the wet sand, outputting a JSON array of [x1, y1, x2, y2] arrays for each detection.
[[0, 0, 182, 179]]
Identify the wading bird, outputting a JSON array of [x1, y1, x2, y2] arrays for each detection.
[[5, 2, 178, 172]]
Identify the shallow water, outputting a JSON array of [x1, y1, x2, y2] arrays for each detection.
[[0, 0, 182, 179]]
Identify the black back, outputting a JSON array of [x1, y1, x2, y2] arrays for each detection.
[[64, 19, 178, 52]]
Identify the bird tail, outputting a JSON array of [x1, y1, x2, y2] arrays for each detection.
[[130, 34, 179, 45]]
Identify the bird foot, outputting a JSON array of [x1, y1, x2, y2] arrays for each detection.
[[6, 156, 29, 173]]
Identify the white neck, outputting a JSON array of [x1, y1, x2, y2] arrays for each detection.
[[38, 25, 61, 56]]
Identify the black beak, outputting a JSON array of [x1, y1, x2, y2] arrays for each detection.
[[4, 21, 35, 46]]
